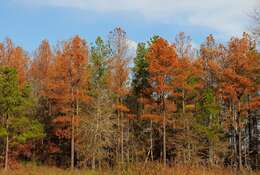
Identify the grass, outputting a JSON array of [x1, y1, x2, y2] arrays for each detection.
[[0, 163, 258, 175]]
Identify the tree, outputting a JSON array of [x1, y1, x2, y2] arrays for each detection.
[[29, 40, 56, 164], [146, 37, 178, 167], [175, 32, 193, 59], [173, 32, 201, 164], [77, 36, 116, 169], [0, 67, 44, 170], [194, 88, 227, 166], [198, 34, 226, 166], [0, 38, 28, 87], [251, 7, 260, 43], [108, 27, 130, 166], [220, 33, 258, 169], [43, 36, 89, 168], [173, 32, 194, 114], [249, 50, 260, 169], [63, 36, 89, 169], [30, 40, 53, 96], [132, 42, 149, 106], [132, 42, 158, 162], [0, 30, 259, 172]]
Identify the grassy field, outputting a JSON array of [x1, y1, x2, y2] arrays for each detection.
[[0, 164, 259, 175]]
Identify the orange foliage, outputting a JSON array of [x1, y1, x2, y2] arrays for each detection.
[[114, 103, 130, 112], [30, 40, 52, 94], [0, 38, 28, 87], [147, 37, 178, 95], [141, 113, 163, 123], [47, 141, 61, 154], [221, 33, 258, 103], [39, 36, 89, 147]]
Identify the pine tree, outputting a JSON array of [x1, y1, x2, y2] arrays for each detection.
[[146, 37, 178, 167], [132, 42, 149, 116], [78, 36, 115, 169], [43, 36, 89, 168], [0, 67, 44, 170]]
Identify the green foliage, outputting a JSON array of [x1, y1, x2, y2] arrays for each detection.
[[0, 126, 7, 137], [197, 88, 219, 115], [148, 35, 160, 46], [0, 67, 45, 145], [20, 84, 34, 109], [132, 42, 149, 96], [90, 36, 111, 88], [195, 88, 223, 142], [10, 116, 45, 144], [0, 32, 258, 170], [0, 67, 21, 115]]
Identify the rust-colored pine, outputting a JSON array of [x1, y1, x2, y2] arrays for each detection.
[[42, 36, 89, 169], [146, 37, 178, 167]]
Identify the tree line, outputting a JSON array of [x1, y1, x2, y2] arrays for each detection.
[[0, 27, 259, 171]]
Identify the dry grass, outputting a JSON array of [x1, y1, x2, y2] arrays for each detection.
[[0, 163, 258, 175]]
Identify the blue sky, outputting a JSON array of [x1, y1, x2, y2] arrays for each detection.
[[0, 0, 258, 53]]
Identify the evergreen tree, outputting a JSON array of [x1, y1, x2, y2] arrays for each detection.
[[77, 36, 115, 168], [132, 42, 149, 115], [0, 67, 44, 170], [194, 88, 226, 166]]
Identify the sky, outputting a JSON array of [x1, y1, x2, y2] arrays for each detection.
[[0, 0, 258, 54]]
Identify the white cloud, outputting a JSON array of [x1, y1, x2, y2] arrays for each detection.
[[127, 39, 138, 53], [126, 39, 138, 63], [13, 0, 259, 37]]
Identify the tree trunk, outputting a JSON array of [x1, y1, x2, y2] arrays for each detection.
[[75, 92, 79, 167], [187, 117, 191, 163], [4, 114, 9, 171], [209, 140, 214, 166], [92, 153, 96, 169], [237, 101, 242, 169], [121, 110, 124, 165], [127, 118, 130, 164], [97, 95, 101, 169], [4, 121, 9, 171], [163, 98, 166, 167], [232, 103, 238, 169], [182, 89, 185, 114], [251, 111, 258, 169], [116, 98, 120, 164], [209, 114, 214, 166], [71, 114, 75, 169], [150, 120, 154, 161], [238, 128, 242, 169], [71, 89, 75, 169], [248, 116, 252, 167]]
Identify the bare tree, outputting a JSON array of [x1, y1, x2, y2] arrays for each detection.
[[251, 6, 260, 43], [108, 27, 130, 166]]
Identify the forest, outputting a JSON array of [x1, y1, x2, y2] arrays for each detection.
[[0, 25, 259, 174]]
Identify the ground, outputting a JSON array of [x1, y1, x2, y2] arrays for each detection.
[[0, 164, 259, 175]]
